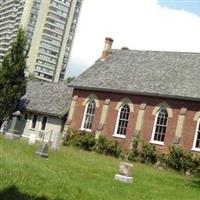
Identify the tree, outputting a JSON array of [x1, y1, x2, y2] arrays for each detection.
[[0, 27, 29, 127], [64, 76, 75, 84]]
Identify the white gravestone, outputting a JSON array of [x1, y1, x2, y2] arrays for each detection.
[[51, 131, 61, 149], [114, 162, 133, 183], [29, 133, 36, 144]]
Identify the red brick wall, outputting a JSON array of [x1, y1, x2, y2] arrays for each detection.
[[69, 89, 200, 153]]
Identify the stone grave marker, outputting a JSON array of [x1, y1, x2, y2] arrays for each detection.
[[35, 131, 49, 158], [36, 143, 48, 158], [114, 162, 133, 183], [29, 133, 36, 144]]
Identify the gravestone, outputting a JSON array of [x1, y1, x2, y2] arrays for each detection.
[[35, 131, 49, 158], [114, 162, 133, 183], [51, 131, 61, 150], [36, 143, 48, 158], [29, 133, 36, 144], [6, 111, 21, 139]]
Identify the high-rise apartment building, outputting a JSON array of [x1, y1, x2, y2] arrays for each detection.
[[0, 0, 82, 82]]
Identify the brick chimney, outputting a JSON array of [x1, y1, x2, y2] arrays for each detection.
[[100, 37, 114, 61]]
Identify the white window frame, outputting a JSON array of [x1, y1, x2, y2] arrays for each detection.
[[113, 104, 130, 139], [40, 116, 48, 132], [150, 108, 168, 146], [29, 114, 38, 130], [81, 99, 96, 132], [192, 118, 200, 152]]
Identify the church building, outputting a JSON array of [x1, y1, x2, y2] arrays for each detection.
[[67, 38, 200, 153]]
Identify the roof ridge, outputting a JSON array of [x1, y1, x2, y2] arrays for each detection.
[[112, 48, 200, 55]]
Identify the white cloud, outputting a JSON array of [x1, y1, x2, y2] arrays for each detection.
[[66, 0, 200, 77]]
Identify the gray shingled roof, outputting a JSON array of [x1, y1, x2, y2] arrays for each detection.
[[70, 49, 200, 100], [20, 80, 73, 117]]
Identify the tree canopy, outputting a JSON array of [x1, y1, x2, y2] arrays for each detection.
[[0, 27, 29, 126], [64, 76, 75, 84]]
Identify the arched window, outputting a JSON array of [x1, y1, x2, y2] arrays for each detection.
[[114, 104, 130, 137], [151, 108, 168, 144], [81, 99, 96, 131], [192, 118, 200, 151]]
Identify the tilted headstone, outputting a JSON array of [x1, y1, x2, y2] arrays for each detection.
[[114, 162, 133, 183]]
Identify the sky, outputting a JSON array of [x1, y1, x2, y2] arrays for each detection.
[[66, 0, 200, 78], [159, 0, 200, 16]]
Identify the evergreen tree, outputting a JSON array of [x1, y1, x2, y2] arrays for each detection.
[[0, 27, 29, 126], [64, 76, 75, 84]]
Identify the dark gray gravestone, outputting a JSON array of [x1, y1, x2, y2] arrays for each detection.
[[6, 111, 22, 139]]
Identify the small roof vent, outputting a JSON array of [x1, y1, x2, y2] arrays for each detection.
[[121, 47, 129, 50]]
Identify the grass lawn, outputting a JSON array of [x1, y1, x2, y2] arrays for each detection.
[[0, 136, 200, 200]]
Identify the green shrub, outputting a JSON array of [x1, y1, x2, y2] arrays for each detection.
[[74, 132, 96, 151], [181, 151, 195, 172], [167, 146, 183, 171], [64, 130, 123, 157], [72, 132, 96, 151], [194, 166, 200, 178], [167, 146, 184, 171], [141, 143, 157, 164], [94, 135, 123, 158], [193, 157, 200, 178], [105, 139, 123, 158], [94, 135, 107, 154], [167, 146, 195, 172], [158, 153, 168, 164], [128, 137, 139, 161], [63, 129, 95, 151], [63, 128, 81, 146]]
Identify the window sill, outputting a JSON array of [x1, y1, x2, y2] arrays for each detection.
[[191, 148, 200, 152], [112, 134, 126, 139], [150, 140, 164, 146]]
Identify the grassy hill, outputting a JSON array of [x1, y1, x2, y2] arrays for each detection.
[[0, 136, 200, 200]]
